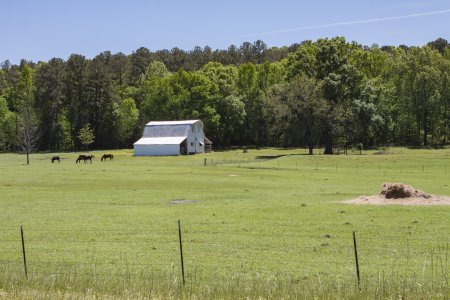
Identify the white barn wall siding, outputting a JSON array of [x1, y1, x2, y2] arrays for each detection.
[[134, 144, 180, 156]]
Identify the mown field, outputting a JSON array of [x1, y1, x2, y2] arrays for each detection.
[[0, 148, 449, 299]]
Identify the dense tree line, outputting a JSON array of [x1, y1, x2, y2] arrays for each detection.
[[0, 38, 449, 154]]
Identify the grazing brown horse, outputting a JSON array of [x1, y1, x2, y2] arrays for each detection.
[[76, 154, 95, 164], [51, 156, 60, 163], [76, 155, 86, 163], [101, 154, 113, 162]]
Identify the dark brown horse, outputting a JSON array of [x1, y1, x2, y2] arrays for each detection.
[[76, 155, 95, 164], [101, 154, 113, 162], [84, 155, 94, 163], [51, 156, 60, 163], [76, 155, 86, 163]]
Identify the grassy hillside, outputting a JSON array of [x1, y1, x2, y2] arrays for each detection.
[[0, 148, 449, 299]]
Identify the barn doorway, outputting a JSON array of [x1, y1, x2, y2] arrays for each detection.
[[180, 139, 188, 155]]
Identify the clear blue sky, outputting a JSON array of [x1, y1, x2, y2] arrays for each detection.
[[1, 0, 450, 64]]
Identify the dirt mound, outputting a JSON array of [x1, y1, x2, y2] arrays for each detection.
[[343, 183, 450, 206], [380, 183, 431, 199]]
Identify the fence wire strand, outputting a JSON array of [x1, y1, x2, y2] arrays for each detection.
[[1, 226, 448, 281]]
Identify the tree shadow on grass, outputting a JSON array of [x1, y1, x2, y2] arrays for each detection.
[[255, 153, 310, 160]]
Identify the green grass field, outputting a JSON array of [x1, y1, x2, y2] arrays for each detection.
[[0, 148, 449, 299]]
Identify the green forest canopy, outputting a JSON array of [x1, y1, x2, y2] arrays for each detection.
[[0, 37, 449, 153]]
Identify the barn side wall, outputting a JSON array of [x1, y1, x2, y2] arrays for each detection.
[[134, 144, 180, 156]]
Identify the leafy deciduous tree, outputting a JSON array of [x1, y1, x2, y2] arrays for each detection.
[[78, 123, 95, 151]]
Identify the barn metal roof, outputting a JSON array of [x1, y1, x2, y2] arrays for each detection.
[[146, 120, 201, 126], [143, 124, 190, 137], [133, 137, 187, 145]]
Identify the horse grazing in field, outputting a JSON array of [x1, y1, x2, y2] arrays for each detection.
[[76, 154, 95, 164], [101, 154, 113, 162], [51, 156, 60, 163], [84, 155, 94, 163], [76, 155, 86, 163]]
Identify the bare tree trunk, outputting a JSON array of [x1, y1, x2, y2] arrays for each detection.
[[308, 144, 314, 155], [423, 111, 428, 146], [17, 107, 39, 165], [307, 131, 314, 155], [324, 131, 333, 155], [444, 102, 448, 145]]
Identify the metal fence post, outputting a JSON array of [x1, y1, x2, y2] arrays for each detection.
[[178, 220, 185, 285], [20, 225, 28, 278], [352, 231, 360, 288]]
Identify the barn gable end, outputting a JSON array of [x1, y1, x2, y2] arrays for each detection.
[[133, 120, 211, 156]]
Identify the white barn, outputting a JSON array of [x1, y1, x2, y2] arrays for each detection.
[[133, 120, 208, 156]]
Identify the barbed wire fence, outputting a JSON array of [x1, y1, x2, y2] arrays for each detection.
[[1, 222, 448, 287], [203, 157, 449, 175]]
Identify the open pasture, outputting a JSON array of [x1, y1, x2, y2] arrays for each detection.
[[0, 148, 449, 299]]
